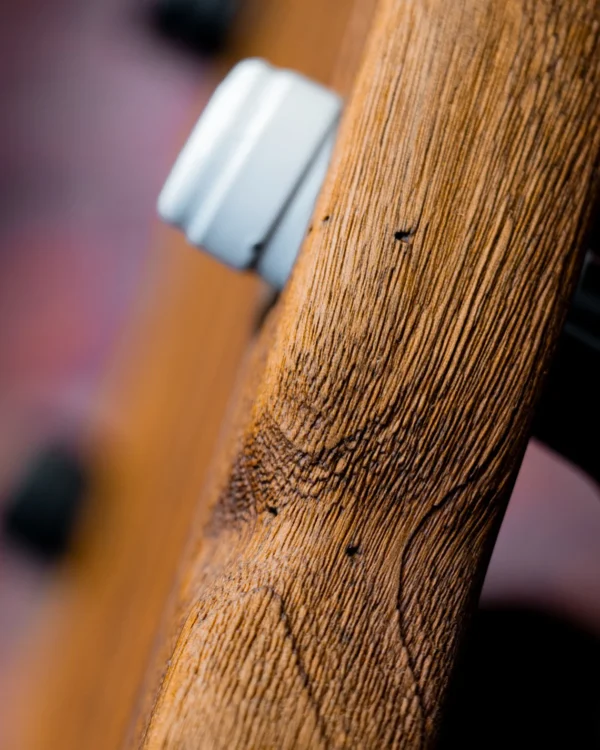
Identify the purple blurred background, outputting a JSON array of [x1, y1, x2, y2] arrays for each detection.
[[0, 0, 211, 707]]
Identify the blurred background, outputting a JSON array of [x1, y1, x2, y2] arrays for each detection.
[[0, 1, 598, 748]]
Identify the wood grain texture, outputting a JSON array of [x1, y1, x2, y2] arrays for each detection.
[[125, 3, 379, 746], [10, 3, 369, 750], [143, 0, 600, 747]]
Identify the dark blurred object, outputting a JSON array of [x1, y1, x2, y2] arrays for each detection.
[[534, 331, 599, 484], [440, 607, 600, 748], [3, 446, 88, 562], [534, 249, 599, 484], [567, 250, 600, 352], [149, 0, 239, 54]]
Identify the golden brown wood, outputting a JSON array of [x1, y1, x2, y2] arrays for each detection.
[[141, 0, 600, 747], [126, 3, 379, 746], [10, 4, 370, 750]]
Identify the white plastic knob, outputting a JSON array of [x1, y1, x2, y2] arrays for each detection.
[[157, 58, 342, 288]]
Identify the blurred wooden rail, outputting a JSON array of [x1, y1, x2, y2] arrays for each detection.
[[14, 2, 376, 750]]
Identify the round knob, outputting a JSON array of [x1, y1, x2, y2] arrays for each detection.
[[158, 58, 342, 288]]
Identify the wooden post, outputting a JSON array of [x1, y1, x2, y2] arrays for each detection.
[[141, 0, 600, 746]]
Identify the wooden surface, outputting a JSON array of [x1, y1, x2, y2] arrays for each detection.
[[11, 3, 374, 750], [141, 0, 600, 747]]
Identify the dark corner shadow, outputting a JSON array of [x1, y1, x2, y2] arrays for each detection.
[[439, 606, 600, 748]]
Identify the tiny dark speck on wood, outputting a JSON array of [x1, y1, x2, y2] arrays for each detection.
[[394, 229, 414, 243]]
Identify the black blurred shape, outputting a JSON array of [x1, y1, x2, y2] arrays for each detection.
[[581, 254, 600, 298], [440, 607, 600, 748], [533, 243, 599, 484], [3, 445, 88, 562], [533, 331, 599, 485], [149, 0, 238, 54]]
